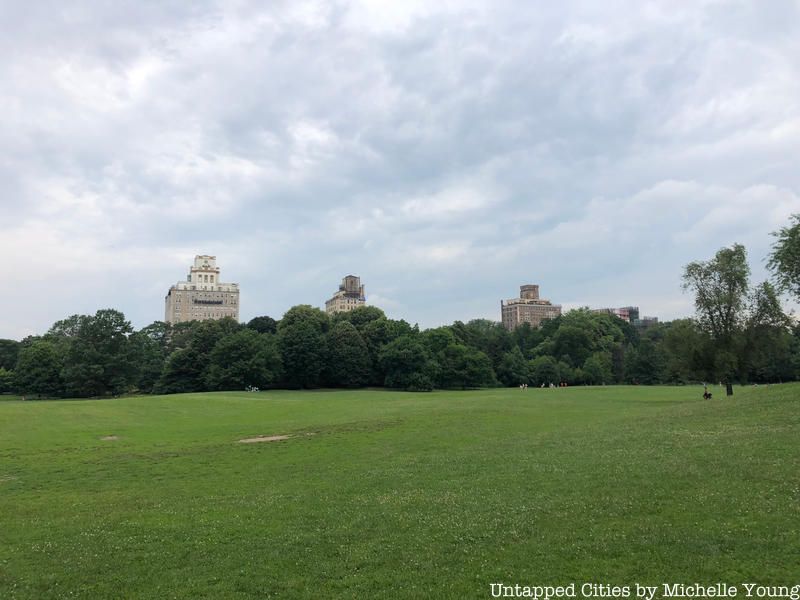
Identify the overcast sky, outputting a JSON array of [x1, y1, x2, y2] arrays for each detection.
[[2, 0, 799, 339]]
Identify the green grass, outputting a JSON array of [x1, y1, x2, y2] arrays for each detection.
[[1, 385, 798, 599]]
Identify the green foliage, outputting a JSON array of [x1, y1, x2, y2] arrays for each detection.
[[767, 213, 800, 301], [278, 305, 329, 333], [683, 244, 750, 345], [660, 319, 711, 383], [129, 321, 171, 393], [495, 347, 530, 386], [204, 330, 282, 390], [510, 323, 543, 359], [157, 348, 205, 394], [379, 335, 436, 390], [529, 355, 559, 386], [551, 325, 593, 366], [421, 327, 458, 355], [14, 339, 63, 397], [682, 244, 752, 392], [404, 372, 434, 392], [582, 351, 614, 385], [360, 317, 416, 385], [0, 339, 19, 370], [324, 321, 371, 388], [278, 306, 329, 388], [333, 305, 386, 329], [435, 344, 495, 389], [58, 309, 134, 397], [0, 367, 14, 393], [624, 340, 666, 385], [188, 318, 243, 355], [451, 319, 512, 373], [246, 316, 278, 334]]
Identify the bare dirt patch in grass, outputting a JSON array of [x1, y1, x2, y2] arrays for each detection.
[[100, 435, 119, 441], [238, 432, 316, 444], [238, 435, 292, 443]]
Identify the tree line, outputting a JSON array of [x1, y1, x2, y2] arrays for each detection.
[[1, 215, 798, 397]]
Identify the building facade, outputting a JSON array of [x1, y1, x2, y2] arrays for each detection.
[[164, 255, 240, 325], [325, 275, 366, 314], [501, 284, 562, 331]]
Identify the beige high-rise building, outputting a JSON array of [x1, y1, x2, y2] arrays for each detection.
[[164, 255, 240, 324], [325, 275, 366, 314], [501, 284, 561, 331]]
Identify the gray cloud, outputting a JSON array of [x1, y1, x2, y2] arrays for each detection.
[[1, 0, 799, 338]]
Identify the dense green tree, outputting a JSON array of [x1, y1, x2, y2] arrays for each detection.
[[60, 310, 135, 397], [166, 321, 198, 353], [511, 323, 543, 359], [421, 327, 458, 355], [557, 360, 578, 385], [14, 340, 63, 397], [204, 330, 282, 390], [496, 347, 530, 386], [452, 319, 513, 374], [360, 317, 416, 385], [583, 352, 614, 385], [324, 321, 371, 387], [246, 316, 278, 334], [279, 305, 329, 332], [551, 325, 593, 367], [625, 339, 667, 384], [529, 355, 559, 386], [0, 339, 20, 370], [154, 319, 242, 394], [379, 335, 436, 390], [156, 348, 204, 394], [334, 305, 386, 330], [0, 367, 14, 393], [683, 244, 750, 395], [129, 321, 171, 393], [741, 282, 794, 383], [659, 319, 711, 383], [767, 213, 800, 301], [278, 306, 329, 388], [436, 344, 495, 389], [189, 318, 243, 355], [46, 314, 87, 340]]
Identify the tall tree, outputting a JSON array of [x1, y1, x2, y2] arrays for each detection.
[[529, 355, 559, 386], [360, 317, 416, 385], [496, 347, 530, 386], [14, 340, 63, 397], [324, 321, 371, 387], [767, 213, 800, 301], [379, 335, 436, 390], [0, 367, 14, 393], [156, 348, 205, 394], [129, 321, 171, 393], [436, 344, 495, 389], [334, 305, 386, 329], [682, 244, 750, 395], [0, 339, 20, 370], [60, 310, 135, 397], [278, 305, 329, 388], [204, 330, 282, 390], [247, 316, 278, 335], [742, 282, 793, 383]]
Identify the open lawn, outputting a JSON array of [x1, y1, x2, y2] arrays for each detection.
[[1, 385, 798, 598]]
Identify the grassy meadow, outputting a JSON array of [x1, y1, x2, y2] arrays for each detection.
[[1, 385, 798, 598]]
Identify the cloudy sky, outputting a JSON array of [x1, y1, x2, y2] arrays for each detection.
[[2, 0, 799, 339]]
